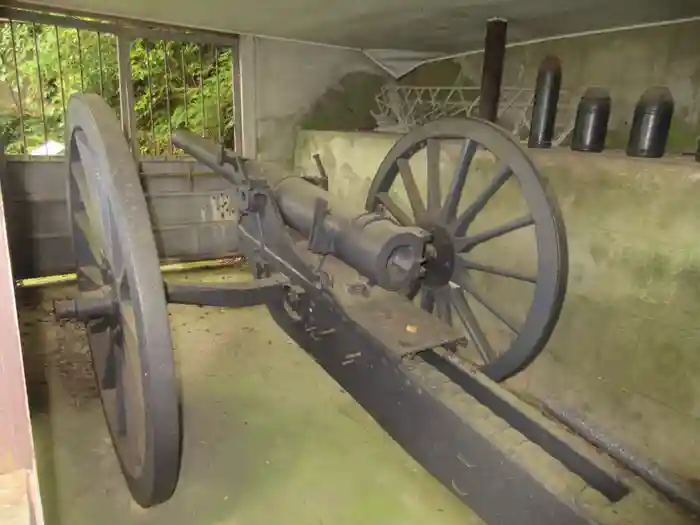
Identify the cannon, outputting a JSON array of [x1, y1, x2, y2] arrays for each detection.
[[52, 94, 628, 523]]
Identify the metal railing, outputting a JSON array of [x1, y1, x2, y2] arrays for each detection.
[[0, 7, 239, 158], [372, 84, 578, 146]]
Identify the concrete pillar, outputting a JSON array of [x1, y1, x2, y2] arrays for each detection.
[[234, 35, 258, 159]]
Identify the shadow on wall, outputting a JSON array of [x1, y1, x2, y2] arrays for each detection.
[[302, 20, 700, 154], [301, 72, 387, 132], [300, 61, 471, 134]]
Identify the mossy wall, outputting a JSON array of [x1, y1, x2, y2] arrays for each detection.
[[295, 129, 700, 483]]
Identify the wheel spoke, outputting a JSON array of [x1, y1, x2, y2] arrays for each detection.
[[450, 288, 496, 362], [91, 321, 117, 388], [72, 165, 103, 241], [455, 214, 535, 253], [377, 192, 413, 226], [404, 280, 422, 300], [120, 301, 139, 352], [74, 135, 104, 228], [100, 195, 116, 265], [110, 212, 129, 290], [77, 265, 103, 288], [116, 304, 138, 440], [440, 139, 478, 223], [115, 344, 127, 436], [435, 286, 452, 326], [397, 158, 426, 222], [74, 209, 106, 270], [73, 137, 109, 265], [426, 139, 442, 213], [452, 164, 513, 236], [452, 273, 519, 334], [74, 132, 95, 176], [119, 301, 147, 462], [420, 287, 435, 313], [457, 257, 537, 283]]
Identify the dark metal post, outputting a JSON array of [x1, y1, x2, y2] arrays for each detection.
[[117, 36, 138, 157], [479, 18, 507, 122]]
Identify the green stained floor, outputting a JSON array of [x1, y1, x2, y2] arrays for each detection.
[[21, 275, 481, 525]]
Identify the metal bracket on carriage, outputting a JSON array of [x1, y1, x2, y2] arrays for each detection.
[[216, 140, 247, 179], [308, 198, 336, 255], [234, 183, 268, 216], [54, 286, 117, 323], [300, 153, 330, 190], [316, 254, 465, 357]]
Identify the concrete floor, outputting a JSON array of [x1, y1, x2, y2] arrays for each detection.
[[18, 269, 481, 525], [17, 268, 700, 525]]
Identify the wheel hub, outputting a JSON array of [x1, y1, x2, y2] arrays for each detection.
[[421, 222, 455, 288]]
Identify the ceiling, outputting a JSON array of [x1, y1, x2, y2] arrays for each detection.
[[13, 0, 700, 53]]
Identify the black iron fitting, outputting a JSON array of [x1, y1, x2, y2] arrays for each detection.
[[54, 286, 117, 322]]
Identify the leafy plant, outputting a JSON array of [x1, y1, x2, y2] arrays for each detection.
[[0, 20, 234, 156]]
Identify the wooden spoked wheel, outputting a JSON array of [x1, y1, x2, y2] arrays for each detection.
[[366, 118, 568, 381], [66, 94, 180, 507]]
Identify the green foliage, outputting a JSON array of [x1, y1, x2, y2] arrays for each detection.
[[0, 20, 234, 156]]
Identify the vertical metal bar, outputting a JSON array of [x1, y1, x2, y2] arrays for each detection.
[[215, 47, 222, 143], [97, 32, 105, 96], [54, 26, 67, 124], [479, 18, 507, 122], [145, 40, 156, 155], [164, 41, 173, 155], [116, 36, 138, 157], [32, 23, 49, 149], [9, 21, 28, 157], [231, 39, 243, 154], [76, 29, 85, 92], [198, 45, 205, 137], [181, 45, 189, 128]]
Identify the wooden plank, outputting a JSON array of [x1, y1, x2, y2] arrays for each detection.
[[0, 146, 44, 524], [0, 147, 34, 474]]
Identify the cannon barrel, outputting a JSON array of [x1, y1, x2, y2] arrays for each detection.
[[273, 177, 427, 290], [172, 130, 242, 185], [172, 130, 428, 290]]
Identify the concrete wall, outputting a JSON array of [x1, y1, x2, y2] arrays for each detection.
[[251, 38, 386, 166], [295, 129, 700, 484], [1, 156, 239, 278]]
